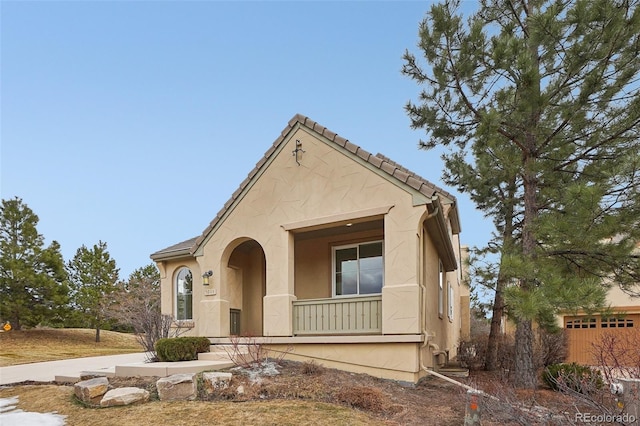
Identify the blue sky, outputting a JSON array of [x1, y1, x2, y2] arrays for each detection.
[[1, 0, 490, 280]]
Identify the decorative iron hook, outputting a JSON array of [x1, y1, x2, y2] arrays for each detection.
[[292, 140, 305, 166]]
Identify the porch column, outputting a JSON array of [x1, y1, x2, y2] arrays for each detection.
[[381, 222, 421, 334], [198, 299, 229, 337], [382, 284, 421, 334], [263, 229, 296, 336]]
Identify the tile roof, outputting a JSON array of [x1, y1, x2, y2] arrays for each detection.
[[151, 114, 457, 260], [150, 237, 198, 260]]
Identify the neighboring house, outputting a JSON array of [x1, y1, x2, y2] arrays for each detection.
[[151, 114, 470, 383], [559, 284, 640, 365]]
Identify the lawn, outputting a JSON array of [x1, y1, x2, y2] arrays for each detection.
[[0, 385, 382, 426], [0, 328, 142, 367]]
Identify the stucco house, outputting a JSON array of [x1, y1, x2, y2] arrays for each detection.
[[559, 284, 640, 365], [151, 114, 470, 383]]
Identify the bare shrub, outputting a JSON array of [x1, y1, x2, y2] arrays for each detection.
[[301, 360, 324, 376], [458, 333, 515, 376], [474, 387, 557, 425], [550, 375, 625, 424], [223, 335, 292, 368], [335, 386, 386, 412], [460, 326, 565, 378], [535, 328, 568, 368], [542, 363, 604, 394], [459, 334, 488, 370], [591, 328, 640, 383], [107, 265, 191, 361]]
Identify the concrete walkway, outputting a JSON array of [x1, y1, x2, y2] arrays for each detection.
[[0, 350, 237, 385], [0, 353, 149, 385]]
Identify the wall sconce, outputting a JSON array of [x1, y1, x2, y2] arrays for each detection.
[[202, 270, 213, 286]]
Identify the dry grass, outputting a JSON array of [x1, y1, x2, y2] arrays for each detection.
[[0, 385, 382, 426], [0, 328, 142, 367], [2, 328, 602, 425], [0, 329, 396, 425]]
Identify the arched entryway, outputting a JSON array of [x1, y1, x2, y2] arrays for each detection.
[[226, 239, 266, 336]]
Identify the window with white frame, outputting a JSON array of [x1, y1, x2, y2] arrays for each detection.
[[175, 267, 193, 321], [438, 260, 444, 318], [448, 281, 454, 322], [333, 241, 383, 296]]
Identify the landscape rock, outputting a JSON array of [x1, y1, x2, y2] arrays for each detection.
[[156, 373, 197, 401], [74, 377, 109, 402], [202, 372, 233, 394], [237, 385, 245, 395], [100, 387, 150, 407]]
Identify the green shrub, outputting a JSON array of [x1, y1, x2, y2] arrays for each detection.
[[542, 363, 603, 394], [155, 337, 211, 362]]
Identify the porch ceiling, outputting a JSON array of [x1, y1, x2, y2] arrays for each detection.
[[294, 219, 384, 241]]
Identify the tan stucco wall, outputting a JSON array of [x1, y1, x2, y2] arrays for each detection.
[[154, 123, 468, 380], [605, 285, 640, 308], [193, 127, 432, 337], [267, 342, 423, 383]]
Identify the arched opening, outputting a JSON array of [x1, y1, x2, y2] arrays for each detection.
[[227, 239, 266, 336]]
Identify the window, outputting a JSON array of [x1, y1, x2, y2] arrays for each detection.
[[333, 241, 383, 296], [175, 267, 193, 321], [447, 281, 454, 322], [602, 317, 634, 328], [438, 260, 444, 318], [566, 317, 596, 329]]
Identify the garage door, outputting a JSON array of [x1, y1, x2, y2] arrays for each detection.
[[564, 314, 639, 365]]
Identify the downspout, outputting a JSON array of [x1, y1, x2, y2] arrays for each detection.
[[422, 368, 500, 400], [419, 202, 441, 369]]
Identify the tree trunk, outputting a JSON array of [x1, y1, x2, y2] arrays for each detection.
[[11, 311, 22, 331], [95, 326, 101, 343], [512, 4, 542, 387], [486, 177, 517, 371], [512, 151, 540, 388], [485, 282, 505, 371], [513, 318, 536, 388]]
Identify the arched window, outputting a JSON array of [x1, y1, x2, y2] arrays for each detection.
[[175, 267, 193, 321]]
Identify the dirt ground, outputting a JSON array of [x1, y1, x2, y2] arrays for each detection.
[[102, 360, 603, 426]]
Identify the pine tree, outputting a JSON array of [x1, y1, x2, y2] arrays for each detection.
[[0, 197, 68, 330], [67, 241, 119, 342], [403, 0, 640, 387]]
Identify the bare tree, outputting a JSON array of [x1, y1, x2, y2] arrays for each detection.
[[109, 264, 189, 360]]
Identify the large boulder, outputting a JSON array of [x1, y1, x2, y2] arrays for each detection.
[[156, 373, 197, 401], [100, 387, 150, 407], [202, 372, 232, 394], [74, 377, 109, 402]]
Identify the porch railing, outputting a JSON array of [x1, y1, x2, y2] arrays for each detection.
[[292, 295, 382, 335]]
